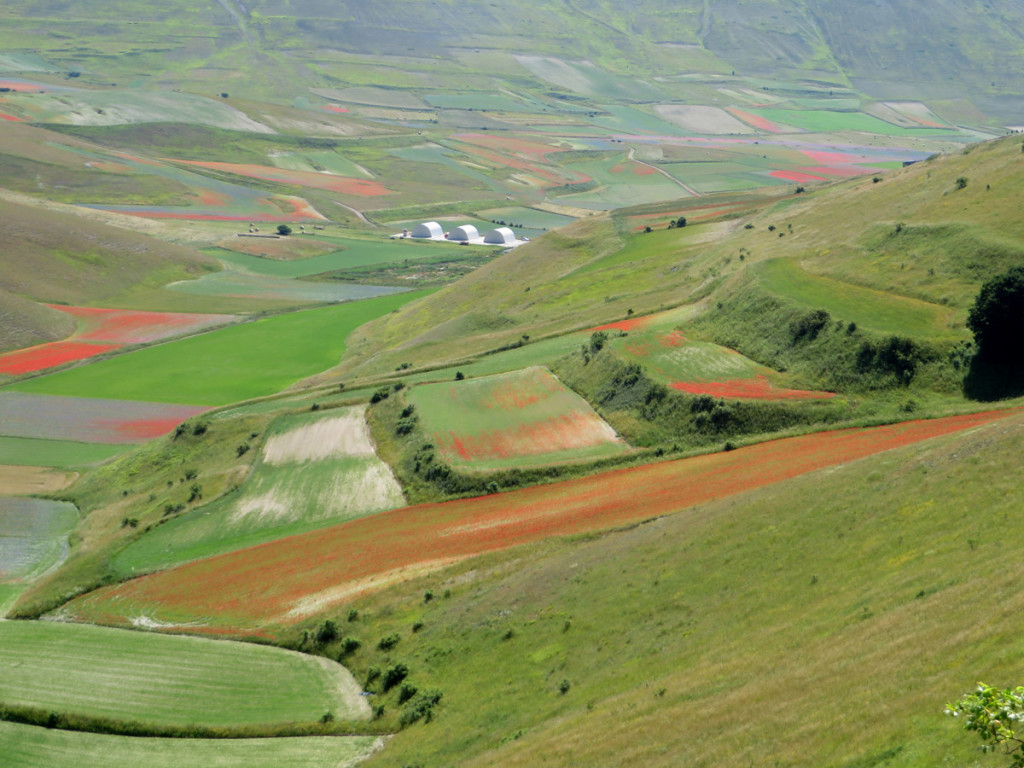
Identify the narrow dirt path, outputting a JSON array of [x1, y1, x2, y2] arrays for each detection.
[[628, 147, 702, 197]]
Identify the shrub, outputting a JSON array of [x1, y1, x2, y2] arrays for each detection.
[[382, 662, 409, 692], [339, 637, 361, 656], [277, 224, 292, 236], [398, 683, 418, 704], [378, 633, 401, 651], [789, 309, 831, 343], [370, 387, 391, 404], [315, 620, 338, 645], [365, 666, 381, 687], [400, 689, 443, 726]]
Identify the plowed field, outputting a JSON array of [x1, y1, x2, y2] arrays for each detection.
[[64, 409, 1017, 630]]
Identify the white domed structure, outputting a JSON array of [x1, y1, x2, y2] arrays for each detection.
[[448, 224, 480, 242], [484, 227, 517, 245], [411, 221, 444, 239]]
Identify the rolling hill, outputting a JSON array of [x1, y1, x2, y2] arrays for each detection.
[[1, 3, 1024, 768]]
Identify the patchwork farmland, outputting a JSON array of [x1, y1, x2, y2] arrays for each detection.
[[1, 7, 1023, 767], [61, 409, 1015, 631], [112, 406, 406, 574]]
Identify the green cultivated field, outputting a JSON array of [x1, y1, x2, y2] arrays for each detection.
[[0, 721, 380, 768], [10, 291, 432, 405], [0, 622, 366, 727], [409, 366, 630, 470], [0, 437, 126, 468], [756, 258, 957, 338]]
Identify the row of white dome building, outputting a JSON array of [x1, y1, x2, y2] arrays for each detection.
[[393, 221, 523, 246]]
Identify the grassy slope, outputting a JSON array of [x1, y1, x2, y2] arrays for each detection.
[[0, 621, 363, 727], [312, 412, 1024, 768], [0, 722, 381, 768], [110, 405, 405, 576], [0, 198, 216, 308], [0, 289, 76, 354], [343, 135, 1024, 386]]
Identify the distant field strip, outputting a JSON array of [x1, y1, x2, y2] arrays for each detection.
[[411, 367, 629, 470], [10, 291, 432, 405], [171, 160, 394, 197], [0, 722, 382, 768], [0, 436, 126, 468], [54, 306, 236, 344], [757, 258, 957, 337], [0, 622, 369, 726], [64, 409, 1018, 629], [0, 393, 208, 444], [112, 406, 405, 575], [0, 308, 236, 376], [0, 341, 121, 376]]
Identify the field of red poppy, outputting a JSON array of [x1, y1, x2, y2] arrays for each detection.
[[52, 306, 235, 345], [0, 308, 236, 377], [0, 341, 121, 376], [670, 375, 835, 400], [61, 408, 1016, 631]]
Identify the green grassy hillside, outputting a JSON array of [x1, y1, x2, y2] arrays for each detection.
[[0, 289, 75, 354], [0, 198, 215, 308], [292, 411, 1024, 768], [343, 135, 1024, 383]]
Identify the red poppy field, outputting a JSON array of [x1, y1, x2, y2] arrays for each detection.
[[0, 308, 235, 376], [0, 341, 121, 376], [52, 306, 235, 345], [62, 408, 1016, 631], [671, 375, 836, 400]]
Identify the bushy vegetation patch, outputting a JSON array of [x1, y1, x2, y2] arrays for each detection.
[[689, 279, 958, 394], [9, 409, 273, 619], [553, 343, 852, 449]]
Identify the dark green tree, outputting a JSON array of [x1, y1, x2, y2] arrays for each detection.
[[967, 267, 1024, 363], [277, 223, 292, 236]]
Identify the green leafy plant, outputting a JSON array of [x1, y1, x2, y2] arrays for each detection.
[[947, 684, 1024, 766]]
